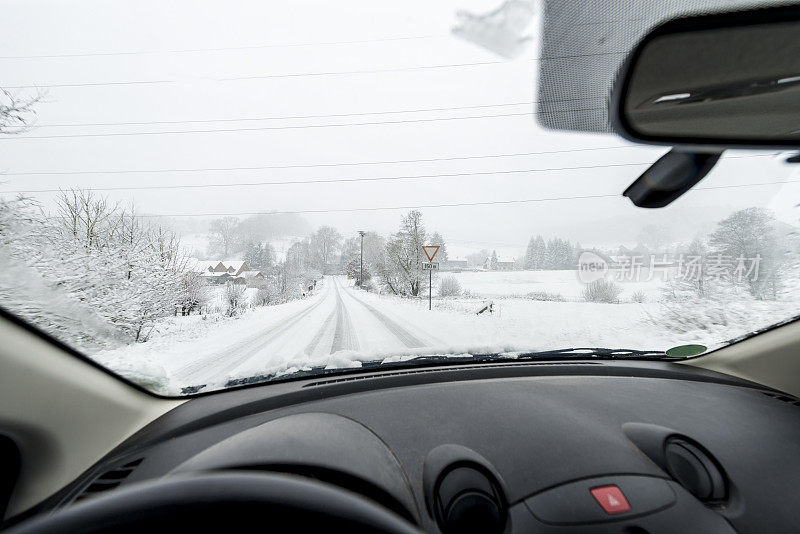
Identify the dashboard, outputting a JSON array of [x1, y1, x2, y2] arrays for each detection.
[[9, 360, 800, 533]]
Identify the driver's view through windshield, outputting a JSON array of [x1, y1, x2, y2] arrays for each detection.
[[1, 0, 799, 396]]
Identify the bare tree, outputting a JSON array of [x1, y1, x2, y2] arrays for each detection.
[[383, 210, 427, 296], [0, 88, 42, 134], [309, 226, 342, 272], [208, 217, 240, 257], [710, 207, 782, 298], [55, 189, 119, 247]]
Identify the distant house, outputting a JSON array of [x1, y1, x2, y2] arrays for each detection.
[[187, 258, 255, 284], [497, 257, 516, 271], [442, 257, 469, 271], [483, 256, 517, 271], [201, 271, 231, 285], [221, 260, 250, 276], [240, 270, 266, 287], [186, 259, 227, 274]]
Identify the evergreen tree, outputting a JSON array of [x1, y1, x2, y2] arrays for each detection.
[[429, 232, 448, 261]]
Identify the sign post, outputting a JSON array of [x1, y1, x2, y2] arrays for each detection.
[[421, 245, 440, 310]]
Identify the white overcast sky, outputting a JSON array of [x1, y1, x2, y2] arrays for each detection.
[[1, 0, 798, 253]]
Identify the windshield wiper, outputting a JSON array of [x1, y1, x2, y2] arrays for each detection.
[[183, 347, 673, 394], [503, 347, 671, 361]]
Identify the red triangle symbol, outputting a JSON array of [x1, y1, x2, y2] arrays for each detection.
[[422, 245, 440, 262]]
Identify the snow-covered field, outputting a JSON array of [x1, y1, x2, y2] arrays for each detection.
[[438, 269, 667, 301], [91, 272, 800, 396]]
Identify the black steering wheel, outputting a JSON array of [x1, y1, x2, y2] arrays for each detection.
[[8, 472, 422, 533]]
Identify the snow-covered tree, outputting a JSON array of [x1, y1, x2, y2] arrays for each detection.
[[709, 207, 782, 299], [177, 273, 207, 316], [490, 250, 499, 270], [344, 257, 371, 283], [352, 232, 386, 290], [0, 191, 199, 348], [429, 232, 448, 261], [224, 282, 246, 316], [309, 226, 342, 272], [381, 210, 427, 296], [669, 237, 710, 299], [208, 216, 240, 257], [339, 236, 360, 268], [244, 242, 276, 271], [524, 235, 547, 269], [545, 237, 574, 270]]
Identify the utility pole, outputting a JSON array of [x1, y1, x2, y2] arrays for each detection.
[[358, 231, 365, 288]]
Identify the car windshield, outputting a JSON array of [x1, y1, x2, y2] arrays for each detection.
[[1, 0, 799, 396]]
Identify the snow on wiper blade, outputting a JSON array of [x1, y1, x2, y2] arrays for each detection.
[[181, 348, 672, 394], [508, 347, 670, 360]]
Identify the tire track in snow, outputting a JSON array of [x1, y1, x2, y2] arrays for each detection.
[[331, 279, 358, 352], [304, 307, 336, 356], [176, 283, 331, 384], [339, 278, 426, 349]]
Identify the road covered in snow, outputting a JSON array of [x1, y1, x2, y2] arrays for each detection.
[[93, 273, 796, 396], [96, 276, 456, 393]]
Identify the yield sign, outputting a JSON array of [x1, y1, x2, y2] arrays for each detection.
[[422, 245, 440, 262]]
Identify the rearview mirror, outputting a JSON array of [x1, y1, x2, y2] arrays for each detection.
[[611, 6, 800, 148]]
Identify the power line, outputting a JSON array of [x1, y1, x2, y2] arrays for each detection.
[[0, 112, 535, 140], [1, 154, 777, 195], [3, 60, 506, 90], [0, 36, 436, 60], [139, 194, 626, 218], [27, 96, 602, 131], [1, 144, 642, 177], [0, 110, 610, 140], [1, 161, 653, 195], [3, 52, 625, 90], [115, 176, 800, 219], [33, 101, 541, 128]]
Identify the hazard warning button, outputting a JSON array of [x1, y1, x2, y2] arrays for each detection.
[[590, 485, 631, 514]]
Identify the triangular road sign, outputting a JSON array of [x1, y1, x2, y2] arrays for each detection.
[[422, 245, 440, 262]]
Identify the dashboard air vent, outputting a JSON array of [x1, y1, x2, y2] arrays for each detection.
[[74, 458, 143, 502]]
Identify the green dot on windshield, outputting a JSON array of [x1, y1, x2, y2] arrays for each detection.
[[666, 345, 708, 358]]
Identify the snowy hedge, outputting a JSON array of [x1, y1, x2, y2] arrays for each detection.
[[0, 194, 201, 352]]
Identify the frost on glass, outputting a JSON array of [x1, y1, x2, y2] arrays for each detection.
[[452, 0, 536, 59], [0, 195, 186, 392]]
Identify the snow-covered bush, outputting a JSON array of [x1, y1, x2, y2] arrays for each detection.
[[224, 283, 246, 315], [630, 290, 647, 303], [582, 279, 622, 303], [526, 290, 565, 302], [438, 275, 462, 297], [253, 286, 275, 306], [647, 298, 730, 333], [301, 269, 323, 293], [177, 272, 208, 315], [0, 192, 201, 349]]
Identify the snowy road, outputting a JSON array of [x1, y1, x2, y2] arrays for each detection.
[[171, 276, 442, 387], [103, 273, 689, 394]]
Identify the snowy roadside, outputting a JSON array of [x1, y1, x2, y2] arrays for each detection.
[[91, 287, 326, 395], [89, 273, 800, 396]]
